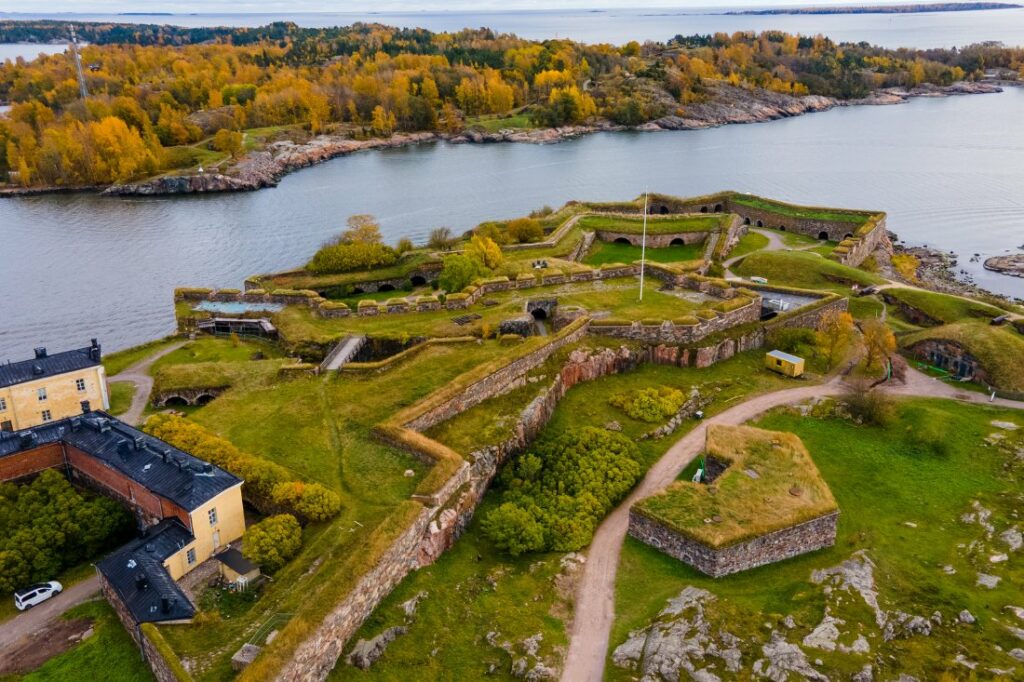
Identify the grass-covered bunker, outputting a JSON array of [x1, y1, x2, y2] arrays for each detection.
[[629, 424, 838, 577]]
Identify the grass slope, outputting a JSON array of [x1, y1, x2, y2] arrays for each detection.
[[734, 250, 883, 290], [902, 321, 1024, 392], [884, 287, 1004, 325], [582, 240, 704, 265]]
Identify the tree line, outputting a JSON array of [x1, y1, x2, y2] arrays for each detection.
[[2, 21, 1022, 186]]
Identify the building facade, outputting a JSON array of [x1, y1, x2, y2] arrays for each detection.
[[0, 341, 109, 431]]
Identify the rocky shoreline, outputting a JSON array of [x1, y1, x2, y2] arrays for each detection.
[[0, 80, 1006, 198]]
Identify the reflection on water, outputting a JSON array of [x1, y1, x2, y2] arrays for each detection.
[[1, 88, 1022, 358]]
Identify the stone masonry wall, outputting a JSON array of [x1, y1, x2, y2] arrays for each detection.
[[588, 297, 761, 346], [628, 509, 839, 577], [594, 229, 709, 248], [275, 344, 639, 682]]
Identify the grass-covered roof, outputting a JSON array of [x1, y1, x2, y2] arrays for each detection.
[[634, 424, 837, 548]]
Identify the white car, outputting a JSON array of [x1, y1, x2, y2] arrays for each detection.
[[14, 581, 63, 611]]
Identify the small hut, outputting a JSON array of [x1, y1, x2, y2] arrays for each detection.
[[214, 548, 261, 590], [765, 350, 805, 377]]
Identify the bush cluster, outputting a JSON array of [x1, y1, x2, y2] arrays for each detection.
[[482, 427, 642, 555], [0, 470, 132, 593], [243, 514, 302, 572], [307, 241, 399, 275], [609, 386, 686, 423], [145, 414, 342, 522]]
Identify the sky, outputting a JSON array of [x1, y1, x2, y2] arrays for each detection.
[[0, 1, 984, 15]]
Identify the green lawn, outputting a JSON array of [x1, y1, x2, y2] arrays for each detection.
[[610, 398, 1024, 680], [102, 336, 182, 376], [582, 240, 704, 266], [577, 214, 726, 235], [106, 381, 136, 417], [150, 336, 285, 374], [329, 498, 571, 681], [726, 231, 769, 259], [883, 287, 1004, 325], [14, 600, 154, 681], [730, 195, 870, 224], [734, 250, 884, 291]]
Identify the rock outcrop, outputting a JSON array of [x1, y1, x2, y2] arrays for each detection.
[[984, 254, 1024, 279]]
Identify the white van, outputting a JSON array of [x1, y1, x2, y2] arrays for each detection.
[[14, 581, 63, 611]]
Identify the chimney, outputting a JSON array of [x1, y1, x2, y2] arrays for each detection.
[[116, 439, 132, 459], [80, 400, 91, 414], [70, 417, 81, 431], [135, 573, 148, 591], [133, 436, 145, 451], [32, 363, 43, 375], [34, 347, 47, 359], [89, 339, 101, 362], [20, 430, 35, 447], [160, 596, 171, 614]]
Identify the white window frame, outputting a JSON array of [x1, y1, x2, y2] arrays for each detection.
[[0, 397, 6, 411], [41, 410, 52, 422], [75, 378, 86, 392], [186, 548, 196, 565], [208, 508, 218, 526], [37, 387, 47, 401]]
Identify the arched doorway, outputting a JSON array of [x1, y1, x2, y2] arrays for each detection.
[[844, 233, 853, 240], [756, 220, 763, 227], [818, 231, 829, 240], [351, 287, 364, 295], [743, 217, 751, 225], [779, 225, 787, 232], [410, 275, 426, 287], [659, 206, 669, 215], [614, 237, 632, 245], [378, 283, 396, 292], [195, 394, 217, 406], [530, 308, 547, 320], [714, 203, 723, 212], [670, 238, 685, 246], [163, 396, 189, 408]]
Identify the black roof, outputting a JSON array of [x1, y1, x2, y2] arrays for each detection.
[[0, 342, 102, 389], [214, 547, 259, 575], [0, 412, 241, 511], [96, 519, 196, 624]]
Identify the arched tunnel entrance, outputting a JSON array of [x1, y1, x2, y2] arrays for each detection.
[[410, 275, 427, 286], [670, 238, 685, 246], [818, 231, 829, 240], [614, 237, 632, 245]]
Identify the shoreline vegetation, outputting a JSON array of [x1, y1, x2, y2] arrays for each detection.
[[1, 21, 1023, 197], [727, 2, 1023, 15]]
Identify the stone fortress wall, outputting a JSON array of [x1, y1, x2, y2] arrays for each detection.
[[628, 508, 840, 578]]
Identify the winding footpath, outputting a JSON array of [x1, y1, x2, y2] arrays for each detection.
[[108, 340, 186, 426], [560, 369, 1024, 682]]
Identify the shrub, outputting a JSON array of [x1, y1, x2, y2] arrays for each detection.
[[0, 470, 132, 593], [481, 503, 546, 556], [843, 383, 896, 427], [609, 386, 686, 422], [144, 415, 342, 522], [428, 227, 457, 251], [483, 427, 642, 554], [506, 217, 543, 243], [243, 514, 302, 572], [465, 235, 503, 269], [307, 241, 398, 275], [395, 237, 414, 254], [271, 482, 342, 522], [438, 254, 485, 293], [767, 327, 816, 354]]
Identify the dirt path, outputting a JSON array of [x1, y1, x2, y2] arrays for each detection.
[[0, 575, 102, 670], [108, 340, 187, 426], [560, 369, 1023, 681]]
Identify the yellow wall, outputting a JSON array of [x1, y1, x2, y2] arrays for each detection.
[[0, 365, 109, 431], [164, 484, 246, 581]]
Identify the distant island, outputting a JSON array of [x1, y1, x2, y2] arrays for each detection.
[[728, 2, 1021, 15]]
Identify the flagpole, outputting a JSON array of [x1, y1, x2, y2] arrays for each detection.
[[639, 190, 648, 302]]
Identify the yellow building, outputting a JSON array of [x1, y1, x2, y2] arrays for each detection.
[[0, 340, 109, 432], [765, 349, 805, 377]]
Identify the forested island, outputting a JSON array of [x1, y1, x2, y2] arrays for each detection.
[[730, 2, 1022, 15], [0, 20, 1022, 193]]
